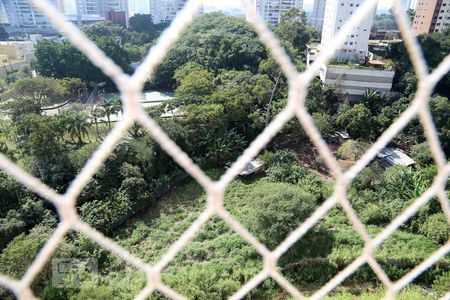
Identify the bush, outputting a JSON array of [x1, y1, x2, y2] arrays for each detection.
[[0, 211, 25, 250], [258, 151, 274, 169], [266, 149, 309, 183], [246, 183, 317, 249], [266, 163, 308, 184], [432, 271, 450, 294], [79, 192, 132, 232], [419, 213, 450, 244], [411, 142, 434, 166]]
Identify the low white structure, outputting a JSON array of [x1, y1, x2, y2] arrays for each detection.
[[319, 64, 395, 99], [377, 148, 415, 168], [307, 44, 395, 99]]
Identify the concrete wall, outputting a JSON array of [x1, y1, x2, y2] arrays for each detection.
[[320, 66, 395, 96]]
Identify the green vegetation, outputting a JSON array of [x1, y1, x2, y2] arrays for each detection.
[[0, 9, 448, 300]]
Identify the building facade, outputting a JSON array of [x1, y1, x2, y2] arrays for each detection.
[[72, 0, 130, 27], [319, 65, 395, 99], [413, 0, 450, 34], [254, 0, 303, 26], [310, 0, 326, 30], [149, 0, 195, 24], [434, 0, 450, 32], [321, 0, 376, 60], [2, 0, 62, 33]]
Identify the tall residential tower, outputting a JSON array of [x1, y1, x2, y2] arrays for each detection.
[[321, 0, 376, 60], [149, 0, 201, 24], [413, 0, 449, 34], [1, 0, 62, 33], [254, 0, 303, 26], [310, 0, 326, 30], [72, 0, 130, 27]]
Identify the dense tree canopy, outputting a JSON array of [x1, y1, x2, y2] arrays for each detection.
[[151, 13, 267, 89], [35, 36, 131, 84]]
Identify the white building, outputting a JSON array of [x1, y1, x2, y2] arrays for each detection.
[[2, 0, 62, 33], [70, 0, 130, 27], [319, 64, 395, 99], [254, 0, 303, 26], [149, 0, 199, 24], [310, 0, 326, 30], [321, 0, 376, 61]]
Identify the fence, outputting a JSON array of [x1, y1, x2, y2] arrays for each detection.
[[0, 0, 449, 299]]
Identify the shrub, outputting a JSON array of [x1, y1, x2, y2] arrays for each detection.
[[432, 271, 450, 294], [266, 163, 308, 184], [419, 213, 450, 244], [411, 142, 434, 166], [79, 192, 132, 232], [258, 151, 274, 169], [0, 211, 25, 250], [246, 184, 317, 249]]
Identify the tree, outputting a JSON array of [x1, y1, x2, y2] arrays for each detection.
[[4, 97, 42, 121], [306, 78, 339, 115], [411, 142, 434, 166], [98, 98, 121, 129], [82, 21, 125, 39], [336, 103, 373, 139], [59, 111, 90, 145], [35, 38, 131, 84], [0, 225, 52, 280], [151, 13, 267, 89], [204, 129, 246, 166], [388, 28, 450, 98], [337, 139, 370, 161], [246, 183, 317, 249], [91, 107, 104, 137], [362, 89, 387, 114], [275, 8, 318, 56], [2, 77, 67, 108], [312, 112, 333, 136], [129, 14, 153, 32], [174, 63, 215, 100]]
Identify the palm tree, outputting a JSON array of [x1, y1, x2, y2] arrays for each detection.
[[91, 107, 103, 138], [100, 98, 121, 129], [64, 112, 90, 145]]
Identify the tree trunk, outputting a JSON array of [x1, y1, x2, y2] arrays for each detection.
[[265, 72, 282, 128]]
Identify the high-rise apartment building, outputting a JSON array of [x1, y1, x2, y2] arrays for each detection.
[[413, 0, 449, 34], [321, 0, 376, 60], [72, 0, 130, 26], [254, 0, 303, 26], [310, 0, 326, 30], [2, 0, 62, 32], [435, 0, 450, 31], [149, 0, 196, 24]]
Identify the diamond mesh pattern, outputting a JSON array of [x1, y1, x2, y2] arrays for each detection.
[[0, 0, 449, 299]]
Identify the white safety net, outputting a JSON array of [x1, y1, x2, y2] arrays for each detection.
[[0, 0, 449, 299]]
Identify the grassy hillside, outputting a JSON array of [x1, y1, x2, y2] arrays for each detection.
[[53, 168, 446, 299]]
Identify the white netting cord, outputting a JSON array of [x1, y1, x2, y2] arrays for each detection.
[[0, 0, 447, 299]]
